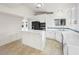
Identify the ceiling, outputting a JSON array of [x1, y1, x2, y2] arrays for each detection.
[[26, 3, 77, 12], [0, 3, 77, 12]]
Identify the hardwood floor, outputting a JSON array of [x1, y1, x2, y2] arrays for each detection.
[[44, 38, 63, 55], [0, 39, 62, 55]]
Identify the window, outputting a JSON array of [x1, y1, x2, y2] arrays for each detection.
[[55, 19, 66, 26]]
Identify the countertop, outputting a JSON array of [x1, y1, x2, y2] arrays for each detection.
[[47, 24, 79, 33]]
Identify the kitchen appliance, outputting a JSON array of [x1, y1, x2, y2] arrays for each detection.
[[32, 21, 46, 30], [32, 21, 40, 30], [40, 22, 46, 30]]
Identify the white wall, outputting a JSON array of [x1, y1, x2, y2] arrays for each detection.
[[0, 12, 23, 46], [0, 4, 34, 46]]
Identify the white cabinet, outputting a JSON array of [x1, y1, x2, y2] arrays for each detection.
[[22, 31, 46, 50], [63, 30, 79, 55]]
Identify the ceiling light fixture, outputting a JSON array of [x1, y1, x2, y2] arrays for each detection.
[[35, 3, 44, 8], [36, 3, 42, 8]]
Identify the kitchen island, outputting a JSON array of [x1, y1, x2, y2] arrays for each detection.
[[22, 30, 46, 51]]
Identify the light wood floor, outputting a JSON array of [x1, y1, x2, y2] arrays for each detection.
[[0, 39, 62, 55], [44, 38, 63, 55]]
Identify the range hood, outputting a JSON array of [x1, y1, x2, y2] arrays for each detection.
[[34, 11, 53, 15]]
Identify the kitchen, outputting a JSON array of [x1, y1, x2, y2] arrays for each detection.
[[21, 3, 79, 54], [0, 3, 79, 55]]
